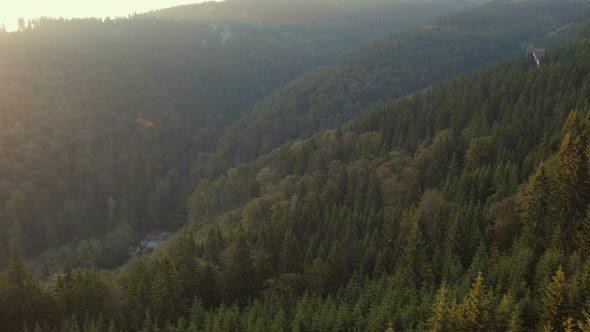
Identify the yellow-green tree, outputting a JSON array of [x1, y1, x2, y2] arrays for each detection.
[[429, 282, 453, 332], [494, 293, 512, 331], [542, 266, 568, 331], [577, 310, 590, 332], [459, 272, 490, 331]]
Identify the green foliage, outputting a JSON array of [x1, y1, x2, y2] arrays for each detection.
[[543, 266, 568, 331], [458, 272, 491, 331], [4, 1, 590, 331], [192, 0, 589, 183], [429, 282, 453, 332], [0, 0, 453, 276], [223, 231, 257, 305], [0, 241, 51, 331]]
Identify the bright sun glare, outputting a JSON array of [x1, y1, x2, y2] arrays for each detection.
[[0, 0, 216, 31]]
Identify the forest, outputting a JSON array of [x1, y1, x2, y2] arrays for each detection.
[[2, 0, 590, 331], [0, 0, 464, 275], [194, 0, 590, 179]]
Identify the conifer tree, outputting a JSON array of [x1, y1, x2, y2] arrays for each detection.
[[577, 206, 590, 257], [521, 164, 550, 250], [400, 222, 429, 287], [459, 272, 490, 331], [563, 317, 575, 332], [188, 298, 206, 330], [279, 230, 299, 273], [429, 282, 451, 332], [542, 266, 568, 331], [495, 293, 512, 331], [223, 231, 256, 305], [553, 131, 584, 219], [150, 258, 180, 326], [198, 262, 221, 308], [0, 240, 48, 331], [577, 310, 590, 332], [172, 233, 198, 313], [204, 226, 224, 264]]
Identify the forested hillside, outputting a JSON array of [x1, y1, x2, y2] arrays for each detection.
[[0, 0, 459, 272], [0, 0, 553, 276], [147, 0, 481, 35], [192, 0, 590, 181], [4, 1, 590, 331], [3, 26, 590, 331]]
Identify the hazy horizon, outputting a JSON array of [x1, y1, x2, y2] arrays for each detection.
[[0, 0, 220, 31]]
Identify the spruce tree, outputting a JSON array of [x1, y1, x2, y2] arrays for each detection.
[[223, 231, 256, 305], [429, 282, 451, 332], [542, 266, 568, 331], [459, 272, 490, 331], [0, 240, 48, 331], [279, 230, 299, 273]]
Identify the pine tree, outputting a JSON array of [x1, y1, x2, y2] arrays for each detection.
[[399, 222, 429, 287], [204, 226, 224, 264], [150, 258, 180, 326], [563, 317, 575, 332], [429, 282, 451, 332], [307, 257, 330, 295], [542, 266, 567, 331], [54, 268, 108, 325], [188, 298, 205, 330], [271, 307, 286, 332], [198, 262, 220, 308], [441, 213, 461, 281], [385, 322, 395, 332], [576, 207, 590, 257], [495, 293, 512, 331], [460, 272, 490, 331], [0, 240, 48, 331], [508, 303, 523, 332], [128, 278, 150, 330], [122, 259, 152, 331], [223, 231, 256, 305], [172, 233, 198, 313], [279, 230, 299, 273], [521, 164, 550, 250], [553, 131, 584, 220], [577, 310, 590, 332]]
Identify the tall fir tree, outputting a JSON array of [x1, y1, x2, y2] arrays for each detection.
[[542, 266, 568, 331], [0, 240, 49, 331]]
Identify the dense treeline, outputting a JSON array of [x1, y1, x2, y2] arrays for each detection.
[[4, 31, 590, 331], [147, 0, 478, 34], [191, 0, 590, 181], [0, 0, 458, 274]]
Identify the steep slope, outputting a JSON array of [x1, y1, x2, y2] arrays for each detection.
[[0, 0, 460, 269], [5, 30, 590, 332], [192, 0, 590, 179], [0, 18, 340, 266], [176, 36, 590, 330]]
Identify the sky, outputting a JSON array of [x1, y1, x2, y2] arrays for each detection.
[[0, 0, 216, 31]]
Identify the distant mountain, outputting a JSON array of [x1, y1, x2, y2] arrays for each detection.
[[147, 0, 487, 26], [146, 0, 481, 52], [191, 0, 590, 181]]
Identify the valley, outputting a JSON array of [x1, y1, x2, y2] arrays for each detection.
[[1, 0, 590, 331]]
